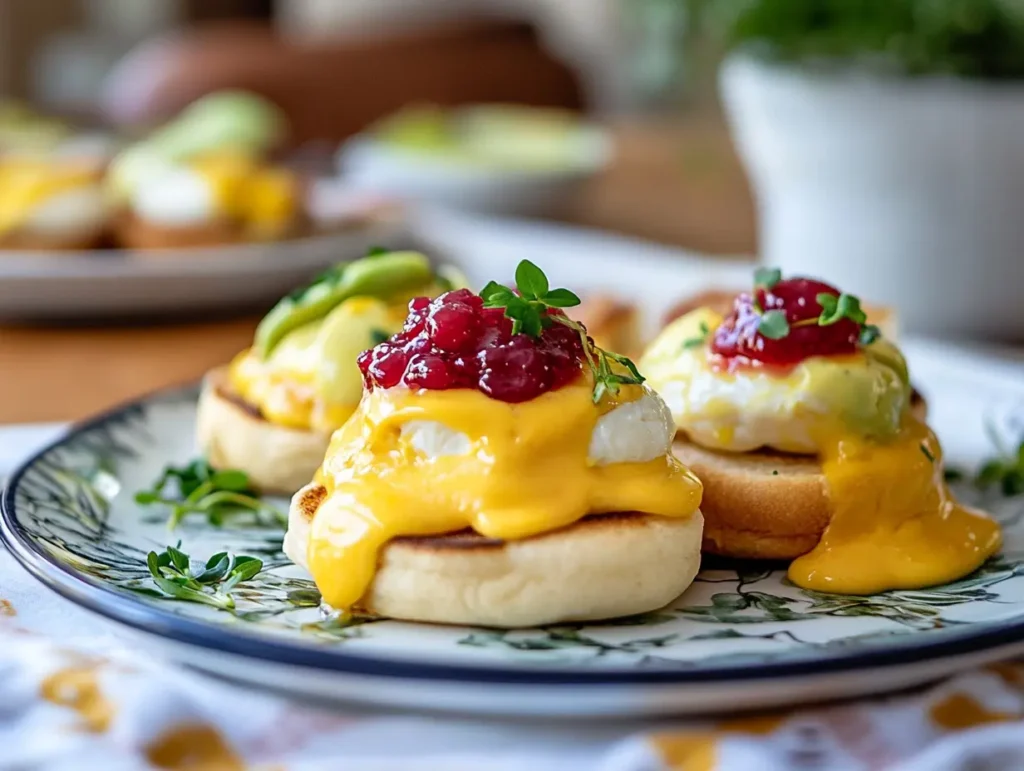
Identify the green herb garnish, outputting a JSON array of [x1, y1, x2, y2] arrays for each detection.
[[369, 328, 391, 346], [135, 460, 285, 530], [859, 324, 882, 346], [682, 320, 711, 350], [757, 309, 790, 340], [146, 543, 263, 610], [749, 269, 880, 346], [480, 260, 644, 403], [920, 443, 936, 463], [817, 293, 867, 326], [753, 267, 781, 290]]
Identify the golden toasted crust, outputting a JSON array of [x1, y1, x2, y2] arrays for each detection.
[[285, 483, 705, 627], [196, 366, 330, 495], [672, 392, 929, 561], [0, 229, 105, 251]]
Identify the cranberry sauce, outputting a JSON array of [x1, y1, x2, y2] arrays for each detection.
[[711, 278, 859, 368], [357, 289, 586, 403]]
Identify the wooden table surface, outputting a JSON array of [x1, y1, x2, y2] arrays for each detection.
[[0, 116, 756, 424]]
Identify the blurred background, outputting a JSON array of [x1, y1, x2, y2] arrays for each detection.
[[0, 0, 752, 253], [3, 0, 1024, 421]]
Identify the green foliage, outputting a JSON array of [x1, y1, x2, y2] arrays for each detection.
[[135, 459, 285, 530], [480, 260, 645, 403], [146, 543, 263, 610], [717, 0, 1024, 79]]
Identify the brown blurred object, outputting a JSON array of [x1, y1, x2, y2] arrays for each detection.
[[566, 114, 757, 257], [102, 19, 585, 145]]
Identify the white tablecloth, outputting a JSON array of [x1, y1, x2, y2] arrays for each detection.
[[4, 423, 1024, 771]]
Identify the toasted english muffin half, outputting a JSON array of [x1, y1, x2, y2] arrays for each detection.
[[673, 391, 928, 561], [0, 228, 106, 251], [196, 366, 331, 495], [114, 210, 307, 250], [285, 482, 704, 628]]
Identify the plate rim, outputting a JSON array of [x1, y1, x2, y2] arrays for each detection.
[[4, 379, 1024, 687]]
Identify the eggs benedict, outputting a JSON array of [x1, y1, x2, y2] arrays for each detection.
[[640, 269, 1001, 595], [283, 260, 704, 627], [109, 91, 302, 249], [197, 250, 458, 494], [0, 157, 110, 250]]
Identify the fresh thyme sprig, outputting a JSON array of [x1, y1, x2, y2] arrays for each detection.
[[480, 260, 645, 403], [146, 543, 263, 610], [135, 459, 285, 530], [752, 268, 881, 346]]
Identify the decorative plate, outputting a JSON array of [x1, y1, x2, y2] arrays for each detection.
[[3, 339, 1024, 718]]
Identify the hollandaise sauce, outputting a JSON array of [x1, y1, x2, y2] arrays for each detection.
[[189, 153, 297, 235], [308, 381, 703, 609], [0, 159, 99, 235], [789, 419, 1001, 594]]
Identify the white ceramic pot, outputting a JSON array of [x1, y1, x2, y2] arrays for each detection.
[[721, 55, 1024, 340]]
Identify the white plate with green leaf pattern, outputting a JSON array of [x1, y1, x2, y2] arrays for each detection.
[[2, 335, 1024, 718]]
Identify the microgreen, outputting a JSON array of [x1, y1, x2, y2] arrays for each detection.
[[682, 321, 711, 350], [754, 267, 781, 290], [975, 438, 1024, 497], [480, 260, 644, 403], [370, 328, 391, 346], [757, 310, 790, 340], [859, 324, 882, 346], [817, 293, 867, 326], [748, 269, 881, 347], [146, 543, 263, 610], [135, 459, 285, 530]]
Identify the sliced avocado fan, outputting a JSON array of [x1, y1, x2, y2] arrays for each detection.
[[254, 250, 434, 358]]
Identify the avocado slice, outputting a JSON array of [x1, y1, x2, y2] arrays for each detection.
[[254, 251, 434, 358]]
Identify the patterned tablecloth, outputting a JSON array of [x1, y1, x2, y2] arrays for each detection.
[[3, 423, 1024, 771]]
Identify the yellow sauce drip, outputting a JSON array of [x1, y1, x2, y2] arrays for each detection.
[[0, 159, 100, 235], [309, 379, 703, 609], [789, 419, 1001, 594], [652, 715, 784, 770], [40, 665, 114, 733], [929, 692, 1017, 730], [145, 723, 244, 771]]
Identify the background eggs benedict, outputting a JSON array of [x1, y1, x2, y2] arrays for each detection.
[[108, 91, 302, 249], [197, 249, 457, 493], [641, 269, 1001, 595], [0, 158, 110, 250], [284, 260, 704, 627]]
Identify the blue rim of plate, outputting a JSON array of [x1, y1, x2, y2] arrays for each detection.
[[4, 385, 1024, 687]]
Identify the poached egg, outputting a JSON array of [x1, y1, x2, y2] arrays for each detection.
[[300, 379, 702, 610], [641, 295, 1000, 596]]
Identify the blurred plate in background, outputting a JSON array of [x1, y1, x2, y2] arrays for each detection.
[[0, 213, 406, 323]]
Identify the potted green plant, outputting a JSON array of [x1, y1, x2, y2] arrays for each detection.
[[716, 0, 1024, 338]]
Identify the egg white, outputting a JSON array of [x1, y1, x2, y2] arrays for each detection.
[[130, 167, 215, 226], [641, 311, 910, 455], [20, 185, 109, 237], [398, 390, 674, 467]]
